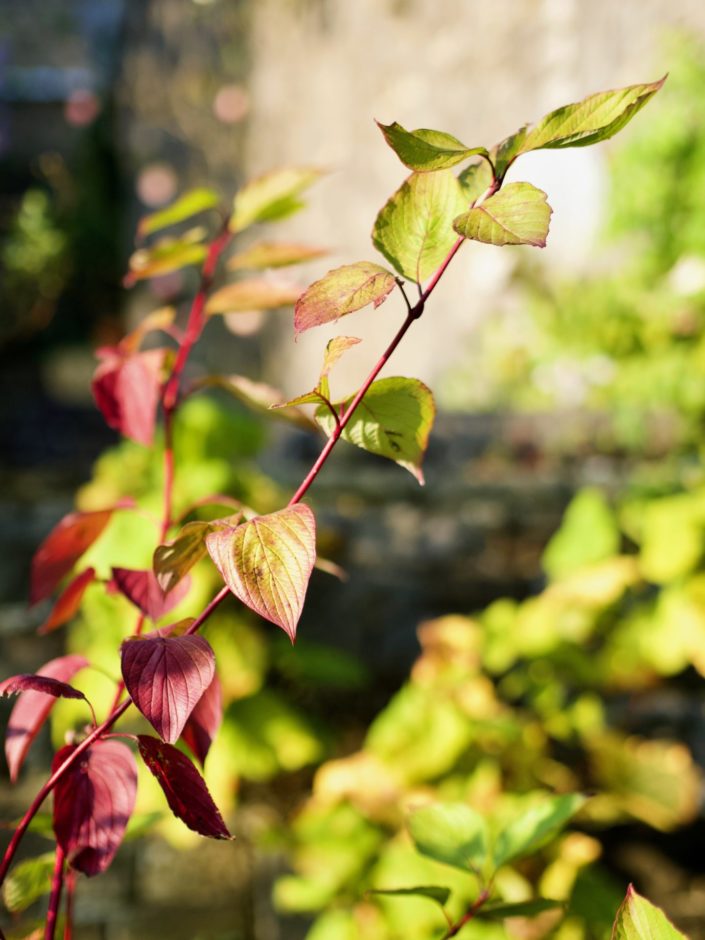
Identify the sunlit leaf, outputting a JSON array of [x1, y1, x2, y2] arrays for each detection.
[[30, 509, 113, 605], [458, 159, 495, 204], [230, 167, 322, 232], [126, 230, 207, 283], [53, 739, 137, 876], [181, 673, 222, 766], [372, 170, 467, 282], [612, 885, 685, 940], [5, 655, 89, 783], [294, 262, 396, 334], [137, 187, 219, 239], [377, 120, 489, 171], [121, 634, 216, 743], [316, 376, 435, 484], [111, 566, 192, 619], [153, 521, 212, 594], [2, 853, 54, 913], [0, 673, 88, 705], [370, 885, 450, 909], [38, 567, 96, 634], [408, 802, 488, 873], [92, 347, 167, 446], [137, 734, 232, 838], [453, 182, 552, 248], [521, 77, 666, 153], [542, 488, 620, 581], [205, 504, 316, 641], [227, 240, 327, 270], [206, 278, 302, 314], [492, 794, 585, 869], [320, 336, 362, 379]]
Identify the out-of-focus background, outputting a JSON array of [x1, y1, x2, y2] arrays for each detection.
[[4, 1, 705, 938]]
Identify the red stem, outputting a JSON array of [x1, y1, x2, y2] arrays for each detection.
[[63, 868, 75, 940], [44, 844, 66, 940], [442, 888, 490, 939]]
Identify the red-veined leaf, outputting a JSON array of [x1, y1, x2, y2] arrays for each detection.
[[38, 567, 96, 634], [92, 347, 166, 446], [5, 655, 89, 783], [0, 674, 87, 703], [137, 735, 231, 839], [30, 511, 113, 606], [453, 182, 552, 248], [121, 635, 215, 743], [111, 567, 192, 620], [181, 673, 222, 766], [53, 739, 137, 876], [205, 505, 316, 642], [294, 262, 396, 334]]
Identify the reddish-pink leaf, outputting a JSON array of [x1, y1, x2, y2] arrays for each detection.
[[0, 674, 87, 702], [92, 348, 166, 447], [121, 635, 215, 743], [53, 739, 137, 876], [205, 504, 316, 642], [30, 511, 113, 606], [38, 567, 96, 634], [137, 735, 231, 839], [294, 261, 396, 334], [5, 655, 89, 783], [111, 567, 192, 621], [181, 673, 222, 766]]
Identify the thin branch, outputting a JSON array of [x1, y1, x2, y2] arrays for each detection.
[[44, 844, 65, 940]]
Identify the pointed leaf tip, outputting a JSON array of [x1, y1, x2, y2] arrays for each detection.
[[205, 504, 316, 641], [294, 262, 396, 334], [138, 735, 232, 839], [377, 120, 490, 172], [121, 634, 216, 743]]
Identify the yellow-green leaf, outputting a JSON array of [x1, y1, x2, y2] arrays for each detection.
[[377, 121, 489, 172], [2, 852, 55, 913], [408, 802, 489, 873], [458, 159, 495, 204], [206, 279, 302, 314], [202, 374, 318, 431], [320, 336, 361, 380], [316, 376, 435, 484], [153, 521, 213, 594], [204, 505, 317, 641], [230, 167, 322, 233], [126, 231, 207, 283], [612, 886, 686, 940], [227, 241, 327, 271], [454, 182, 552, 248], [137, 188, 219, 239], [294, 262, 396, 334], [372, 171, 467, 283]]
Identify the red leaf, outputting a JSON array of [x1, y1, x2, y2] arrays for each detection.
[[0, 674, 87, 702], [38, 567, 96, 634], [92, 348, 166, 447], [121, 635, 215, 743], [111, 567, 191, 621], [137, 735, 231, 839], [53, 739, 137, 876], [30, 511, 113, 606], [5, 655, 89, 783], [181, 673, 222, 766]]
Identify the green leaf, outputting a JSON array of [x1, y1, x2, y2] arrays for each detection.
[[2, 852, 55, 913], [612, 886, 686, 940], [315, 376, 435, 484], [153, 521, 213, 593], [454, 182, 551, 248], [273, 388, 331, 409], [320, 336, 361, 380], [126, 231, 207, 283], [521, 77, 666, 153], [542, 488, 620, 581], [227, 240, 327, 271], [377, 121, 489, 172], [370, 885, 451, 910], [294, 262, 396, 334], [205, 504, 317, 642], [230, 167, 322, 232], [372, 170, 467, 283], [408, 802, 488, 873], [206, 278, 301, 314], [137, 188, 219, 239], [492, 128, 529, 181], [492, 793, 585, 869], [201, 374, 318, 431], [458, 160, 495, 204], [478, 899, 564, 920]]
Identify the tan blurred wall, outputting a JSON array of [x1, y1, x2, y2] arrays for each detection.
[[242, 0, 705, 399]]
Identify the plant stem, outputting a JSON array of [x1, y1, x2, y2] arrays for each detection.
[[44, 844, 65, 940], [442, 888, 490, 939], [63, 868, 75, 940]]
